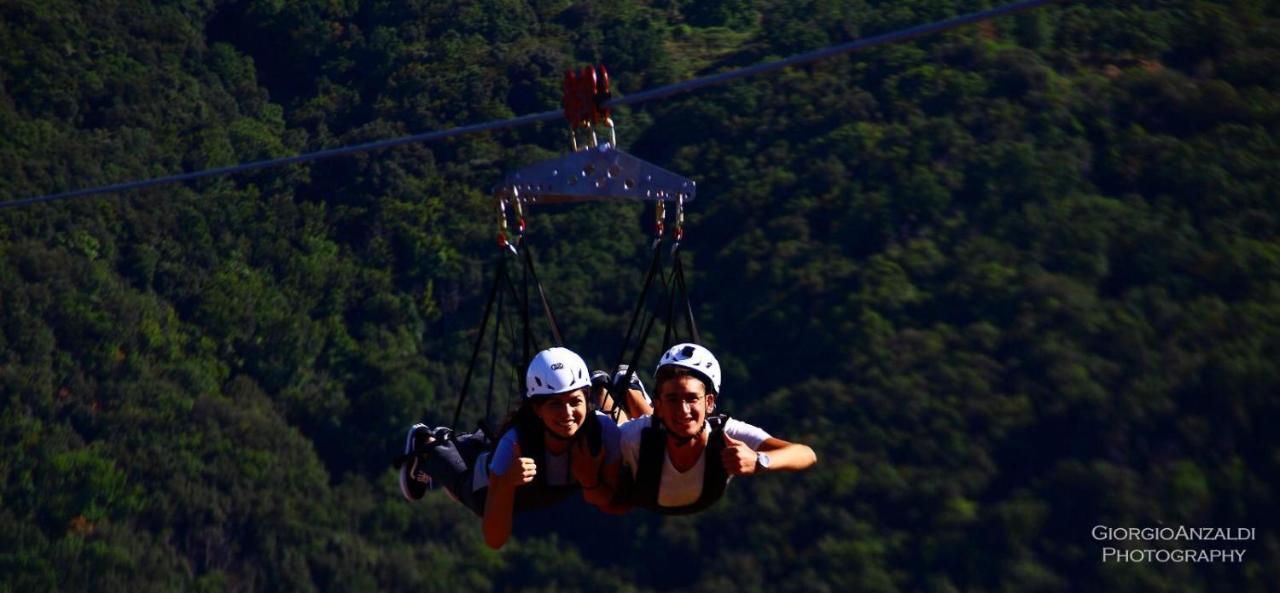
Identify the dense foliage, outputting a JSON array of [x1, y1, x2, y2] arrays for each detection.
[[2, 0, 1278, 591]]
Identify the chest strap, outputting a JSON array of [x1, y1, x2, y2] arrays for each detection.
[[628, 414, 731, 515]]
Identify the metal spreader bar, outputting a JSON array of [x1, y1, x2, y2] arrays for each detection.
[[496, 142, 696, 204]]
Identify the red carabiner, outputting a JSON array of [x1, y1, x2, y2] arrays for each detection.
[[594, 64, 611, 123], [497, 198, 510, 249], [565, 64, 613, 131], [569, 67, 598, 128], [563, 70, 583, 128], [578, 66, 596, 126]]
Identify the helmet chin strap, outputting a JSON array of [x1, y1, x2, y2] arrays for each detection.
[[663, 419, 707, 447]]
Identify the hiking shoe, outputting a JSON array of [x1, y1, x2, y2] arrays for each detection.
[[614, 364, 649, 402], [399, 423, 435, 501]]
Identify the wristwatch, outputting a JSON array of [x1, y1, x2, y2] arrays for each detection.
[[755, 452, 772, 472]]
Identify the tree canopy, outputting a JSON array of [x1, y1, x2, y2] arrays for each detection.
[[2, 0, 1278, 591]]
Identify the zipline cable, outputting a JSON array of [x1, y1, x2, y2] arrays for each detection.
[[3, 0, 1060, 210], [3, 110, 562, 209]]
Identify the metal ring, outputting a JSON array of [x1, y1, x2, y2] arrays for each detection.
[[655, 200, 666, 240], [497, 196, 510, 249], [514, 195, 526, 243], [674, 194, 685, 243]]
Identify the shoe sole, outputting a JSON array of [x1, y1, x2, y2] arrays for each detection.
[[399, 423, 430, 501]]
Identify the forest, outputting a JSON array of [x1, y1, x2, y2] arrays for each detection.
[[1, 0, 1278, 591]]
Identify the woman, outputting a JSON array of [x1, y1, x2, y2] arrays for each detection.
[[399, 347, 624, 549]]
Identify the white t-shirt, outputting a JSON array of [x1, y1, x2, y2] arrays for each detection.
[[482, 410, 621, 489], [618, 416, 771, 507]]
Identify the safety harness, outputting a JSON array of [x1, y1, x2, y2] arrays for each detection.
[[621, 414, 732, 515], [499, 405, 605, 512]]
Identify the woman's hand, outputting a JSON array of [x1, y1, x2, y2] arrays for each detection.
[[570, 437, 606, 488], [493, 442, 537, 489]]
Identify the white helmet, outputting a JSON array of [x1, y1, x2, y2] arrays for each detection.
[[655, 343, 721, 394], [526, 347, 592, 398]]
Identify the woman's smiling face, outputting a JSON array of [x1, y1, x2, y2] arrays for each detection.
[[534, 388, 588, 439]]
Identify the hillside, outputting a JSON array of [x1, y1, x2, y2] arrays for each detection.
[[2, 1, 1278, 591]]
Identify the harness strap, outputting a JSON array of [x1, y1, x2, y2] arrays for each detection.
[[523, 244, 565, 347], [661, 246, 700, 349], [611, 239, 667, 414], [502, 408, 602, 511], [616, 241, 664, 365], [521, 244, 532, 394], [628, 415, 732, 515], [504, 294, 523, 416], [673, 249, 701, 345], [484, 273, 505, 434], [661, 257, 681, 349], [451, 254, 508, 428]]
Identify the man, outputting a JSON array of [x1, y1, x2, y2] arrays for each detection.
[[617, 343, 817, 514]]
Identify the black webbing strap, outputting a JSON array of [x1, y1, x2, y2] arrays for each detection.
[[451, 254, 508, 428], [522, 243, 565, 348], [616, 262, 671, 416], [482, 241, 560, 399], [659, 246, 701, 349], [661, 256, 681, 350], [521, 247, 532, 395], [484, 272, 505, 434], [672, 248, 701, 345], [501, 269, 525, 336], [612, 303, 657, 422], [502, 283, 524, 414], [610, 240, 667, 416], [616, 242, 664, 366], [614, 243, 703, 411], [447, 236, 567, 428], [492, 261, 535, 397], [623, 296, 663, 398], [627, 414, 731, 514]]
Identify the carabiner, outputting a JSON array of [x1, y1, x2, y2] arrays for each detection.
[[601, 116, 616, 148], [513, 193, 527, 245], [654, 199, 666, 245], [672, 194, 685, 249], [594, 65, 612, 124], [497, 196, 519, 254], [497, 197, 509, 249]]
